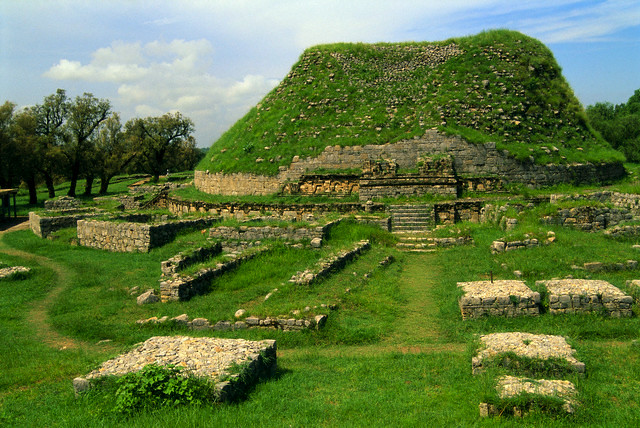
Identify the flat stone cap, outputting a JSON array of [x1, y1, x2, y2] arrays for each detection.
[[457, 280, 537, 299], [474, 332, 584, 372], [539, 279, 626, 296], [82, 336, 276, 381]]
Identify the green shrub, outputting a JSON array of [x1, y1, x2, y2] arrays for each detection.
[[113, 364, 214, 417]]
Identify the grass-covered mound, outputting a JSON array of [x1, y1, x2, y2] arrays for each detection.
[[199, 29, 623, 176]]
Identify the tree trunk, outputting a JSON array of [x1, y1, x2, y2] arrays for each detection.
[[26, 177, 38, 205], [98, 175, 111, 195], [44, 174, 55, 198], [67, 161, 80, 197], [83, 174, 94, 196]]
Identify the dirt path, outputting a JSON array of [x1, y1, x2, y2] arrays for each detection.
[[0, 222, 106, 351]]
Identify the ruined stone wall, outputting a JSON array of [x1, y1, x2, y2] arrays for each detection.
[[29, 211, 97, 238], [551, 191, 640, 216], [541, 206, 633, 231], [359, 176, 458, 200], [77, 217, 218, 252], [196, 130, 625, 196], [209, 224, 329, 242], [166, 197, 385, 220]]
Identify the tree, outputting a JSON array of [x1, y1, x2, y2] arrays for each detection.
[[32, 89, 69, 198], [587, 89, 640, 163], [125, 112, 195, 181], [11, 109, 41, 204], [0, 101, 17, 188], [94, 113, 137, 194], [63, 93, 111, 197]]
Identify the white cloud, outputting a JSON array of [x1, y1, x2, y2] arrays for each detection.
[[44, 39, 279, 146]]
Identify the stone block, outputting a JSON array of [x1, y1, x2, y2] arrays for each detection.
[[458, 280, 539, 319]]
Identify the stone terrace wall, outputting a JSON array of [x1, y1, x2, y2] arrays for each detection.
[[208, 221, 338, 242], [196, 130, 625, 196], [161, 244, 223, 276], [551, 191, 640, 216], [161, 249, 267, 302], [29, 211, 98, 238], [166, 197, 385, 220], [541, 206, 633, 231], [77, 217, 218, 253]]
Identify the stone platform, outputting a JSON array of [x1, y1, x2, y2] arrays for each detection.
[[537, 279, 633, 318], [73, 336, 276, 401], [457, 280, 540, 319], [472, 332, 585, 375], [479, 375, 578, 417]]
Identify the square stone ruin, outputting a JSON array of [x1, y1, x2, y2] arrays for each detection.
[[472, 332, 585, 375], [73, 336, 276, 402], [538, 279, 633, 318], [479, 375, 578, 417], [457, 280, 540, 320]]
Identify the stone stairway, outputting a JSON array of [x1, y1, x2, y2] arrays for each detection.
[[388, 204, 434, 233], [388, 205, 435, 252]]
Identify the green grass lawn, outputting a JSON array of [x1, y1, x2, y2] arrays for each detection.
[[2, 200, 640, 426]]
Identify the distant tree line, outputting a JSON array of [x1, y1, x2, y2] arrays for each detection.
[[587, 89, 640, 163], [0, 89, 205, 203]]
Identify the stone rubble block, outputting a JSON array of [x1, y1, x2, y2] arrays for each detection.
[[73, 336, 276, 402], [479, 375, 578, 417], [0, 266, 30, 279], [472, 332, 585, 375], [457, 280, 540, 319], [538, 279, 633, 318]]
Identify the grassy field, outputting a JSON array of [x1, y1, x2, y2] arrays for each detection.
[[2, 186, 640, 426]]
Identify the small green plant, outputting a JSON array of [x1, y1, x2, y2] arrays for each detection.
[[113, 364, 214, 417]]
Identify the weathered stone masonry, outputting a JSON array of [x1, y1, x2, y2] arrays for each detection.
[[77, 217, 218, 253], [196, 130, 625, 196]]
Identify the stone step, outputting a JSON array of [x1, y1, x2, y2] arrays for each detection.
[[392, 225, 433, 232]]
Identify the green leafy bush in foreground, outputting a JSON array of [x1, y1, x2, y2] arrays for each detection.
[[113, 364, 214, 417]]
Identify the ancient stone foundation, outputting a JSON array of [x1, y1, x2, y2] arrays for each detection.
[[77, 217, 218, 253], [289, 240, 371, 285], [457, 280, 540, 319], [73, 336, 276, 403], [196, 130, 625, 197], [29, 211, 96, 238], [537, 279, 633, 318], [160, 248, 267, 302], [161, 244, 223, 276], [472, 332, 585, 375]]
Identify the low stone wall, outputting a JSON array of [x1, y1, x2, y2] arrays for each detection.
[[160, 248, 267, 302], [538, 279, 633, 318], [43, 196, 81, 210], [209, 224, 329, 242], [29, 211, 97, 238], [604, 225, 640, 238], [353, 214, 391, 231], [161, 244, 223, 276], [166, 197, 385, 221], [541, 205, 632, 231], [551, 191, 640, 215], [491, 238, 540, 254], [77, 217, 218, 253], [457, 280, 540, 319], [289, 240, 371, 285], [137, 313, 328, 332]]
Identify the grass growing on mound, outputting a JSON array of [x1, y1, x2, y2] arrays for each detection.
[[199, 29, 622, 176]]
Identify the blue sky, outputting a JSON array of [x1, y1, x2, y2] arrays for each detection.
[[1, 0, 639, 147]]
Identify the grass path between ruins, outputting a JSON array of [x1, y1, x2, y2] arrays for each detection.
[[0, 222, 114, 352]]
